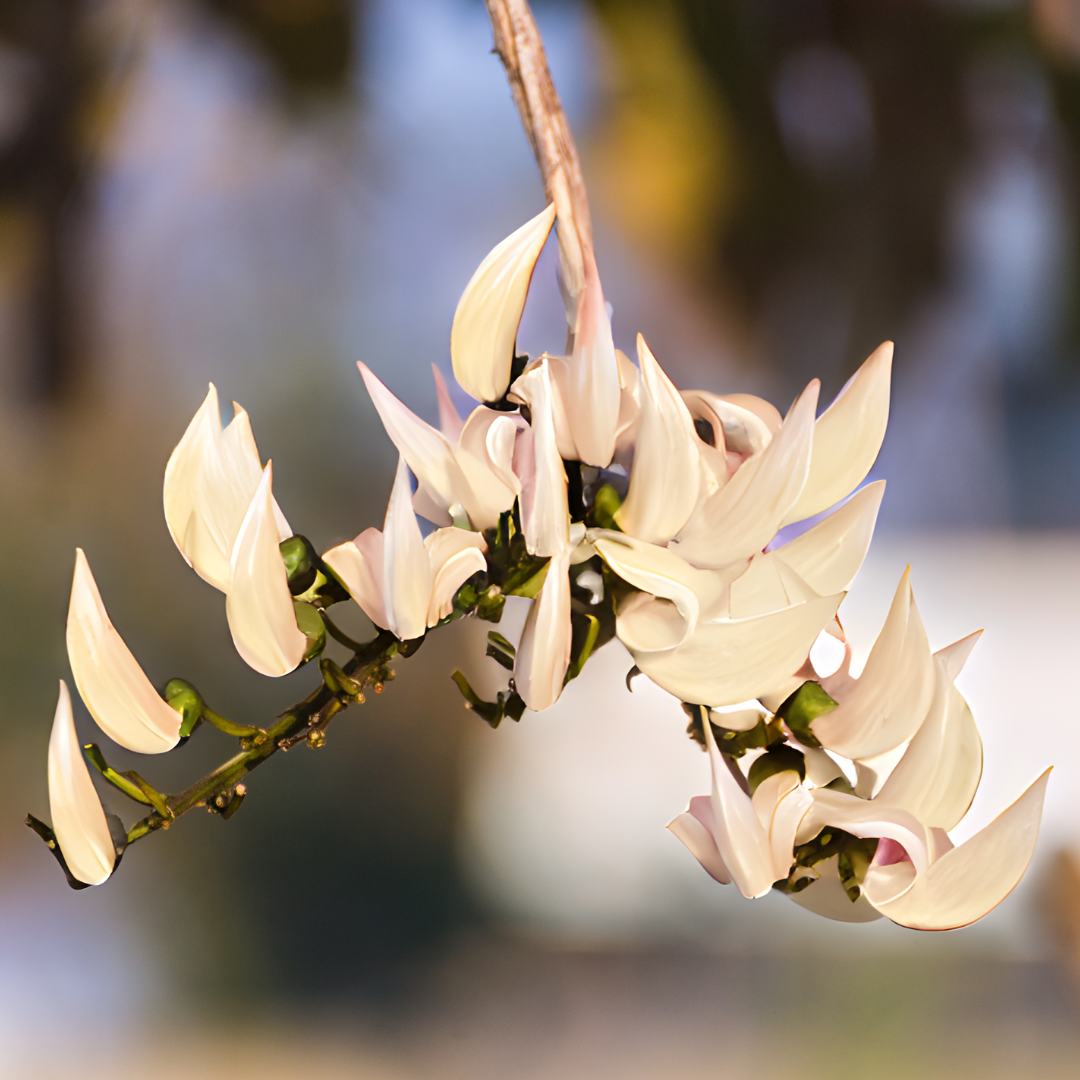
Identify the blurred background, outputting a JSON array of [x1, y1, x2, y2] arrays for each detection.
[[3, 0, 1080, 1076]]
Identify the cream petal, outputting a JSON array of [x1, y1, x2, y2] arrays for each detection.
[[425, 527, 487, 626], [226, 464, 308, 677], [562, 251, 622, 468], [66, 549, 181, 754], [382, 456, 434, 642], [432, 364, 465, 442], [787, 855, 884, 922], [752, 770, 813, 879], [322, 531, 388, 631], [614, 348, 642, 456], [704, 720, 776, 898], [814, 568, 935, 760], [681, 390, 777, 464], [671, 381, 819, 570], [455, 407, 522, 530], [48, 680, 115, 886], [873, 770, 1050, 930], [873, 646, 984, 832], [614, 335, 703, 544], [357, 362, 466, 525], [450, 204, 555, 403], [514, 549, 572, 711], [616, 593, 690, 653], [627, 593, 843, 707], [593, 531, 723, 634], [782, 342, 892, 526], [513, 360, 570, 558], [667, 795, 732, 885]]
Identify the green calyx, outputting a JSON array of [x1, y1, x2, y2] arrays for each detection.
[[747, 742, 806, 793], [164, 678, 204, 738], [450, 669, 526, 729], [775, 681, 838, 748]]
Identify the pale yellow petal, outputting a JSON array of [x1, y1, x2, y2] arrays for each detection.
[[322, 531, 388, 631], [66, 549, 181, 754], [226, 464, 308, 677], [450, 204, 555, 403], [514, 549, 572, 711], [382, 456, 433, 642], [782, 341, 892, 526], [48, 680, 115, 886], [425, 527, 487, 626], [873, 770, 1050, 930]]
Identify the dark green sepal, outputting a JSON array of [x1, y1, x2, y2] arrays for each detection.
[[279, 535, 352, 606], [293, 600, 327, 661], [773, 828, 879, 901], [486, 631, 516, 671], [450, 670, 525, 729], [747, 743, 806, 794], [25, 815, 93, 891], [775, 681, 838, 748], [590, 483, 623, 531], [683, 703, 784, 758], [565, 611, 600, 683]]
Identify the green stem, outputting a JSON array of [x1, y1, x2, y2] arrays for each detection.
[[320, 611, 367, 653], [124, 630, 398, 846]]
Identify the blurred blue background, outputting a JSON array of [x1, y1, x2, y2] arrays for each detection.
[[3, 1, 1080, 1076]]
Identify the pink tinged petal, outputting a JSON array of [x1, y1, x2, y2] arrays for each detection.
[[796, 787, 931, 874], [513, 361, 570, 558], [357, 362, 463, 526], [226, 463, 308, 677], [514, 549, 572, 711], [432, 364, 465, 442], [614, 348, 642, 456], [671, 381, 819, 570], [681, 390, 777, 464], [782, 341, 892, 527], [322, 531, 388, 630], [425, 527, 487, 626], [593, 532, 723, 637], [48, 680, 115, 886], [220, 403, 290, 540], [788, 855, 884, 922], [752, 771, 814, 879], [563, 251, 622, 468], [704, 720, 776, 898], [450, 203, 556, 403], [614, 335, 703, 544], [382, 456, 433, 642], [455, 407, 522, 530], [66, 550, 182, 754], [814, 567, 936, 760], [873, 769, 1050, 930], [874, 644, 984, 832], [627, 592, 843, 709], [667, 795, 732, 885]]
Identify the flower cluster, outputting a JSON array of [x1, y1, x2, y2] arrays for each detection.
[[32, 200, 1048, 932]]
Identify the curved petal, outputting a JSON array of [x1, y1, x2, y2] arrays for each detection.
[[322, 530, 387, 630], [382, 456, 433, 642], [425, 527, 487, 625], [874, 641, 984, 832], [752, 770, 813, 879], [559, 251, 622, 467], [814, 567, 935, 760], [357, 362, 464, 527], [455, 407, 522, 530], [704, 720, 776, 898], [668, 794, 733, 884], [787, 855, 884, 922], [782, 342, 892, 526], [514, 549, 572, 711], [616, 593, 691, 653], [729, 481, 884, 619], [450, 203, 555, 403], [226, 464, 308, 677], [432, 364, 465, 442], [796, 787, 931, 874], [626, 593, 843, 707], [873, 770, 1050, 930], [66, 549, 182, 754], [671, 381, 819, 570], [513, 360, 570, 558], [614, 335, 703, 543], [48, 680, 115, 886]]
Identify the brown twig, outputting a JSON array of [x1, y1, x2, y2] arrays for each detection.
[[484, 0, 592, 304]]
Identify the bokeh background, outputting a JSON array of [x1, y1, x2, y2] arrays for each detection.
[[3, 1, 1080, 1076]]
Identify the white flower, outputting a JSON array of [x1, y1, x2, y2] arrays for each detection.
[[47, 680, 116, 886], [513, 547, 573, 711], [450, 204, 556, 403], [591, 481, 883, 706], [164, 383, 291, 593], [225, 463, 309, 678], [357, 362, 523, 530], [66, 548, 182, 754], [323, 456, 487, 641]]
